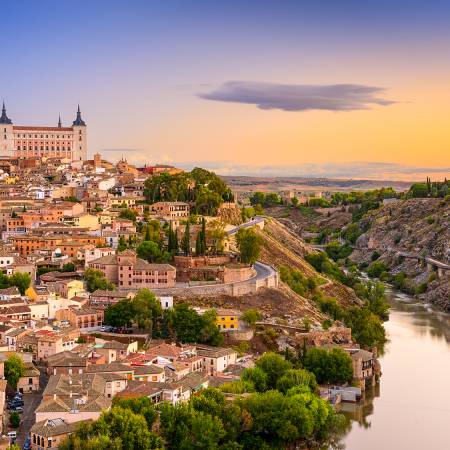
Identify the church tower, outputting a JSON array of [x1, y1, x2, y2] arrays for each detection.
[[72, 105, 87, 161]]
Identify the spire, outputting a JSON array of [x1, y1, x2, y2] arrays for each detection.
[[0, 101, 12, 125], [58, 115, 62, 128], [72, 104, 86, 126]]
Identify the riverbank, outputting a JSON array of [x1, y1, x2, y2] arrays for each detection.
[[339, 286, 450, 450]]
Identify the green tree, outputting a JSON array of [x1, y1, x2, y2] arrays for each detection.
[[144, 224, 151, 241], [118, 208, 137, 222], [355, 281, 389, 321], [132, 288, 162, 330], [174, 229, 179, 253], [303, 348, 353, 385], [136, 240, 162, 262], [241, 366, 268, 392], [5, 354, 25, 389], [117, 236, 127, 252], [238, 389, 335, 446], [104, 299, 135, 329], [199, 309, 224, 346], [276, 368, 318, 394], [255, 352, 292, 389], [207, 221, 226, 255], [112, 396, 157, 428], [172, 303, 204, 343], [84, 268, 115, 293], [159, 402, 226, 450], [367, 261, 388, 278], [344, 307, 386, 349], [236, 227, 262, 265], [62, 262, 76, 272], [201, 217, 207, 254], [195, 187, 223, 216], [61, 407, 163, 450], [9, 411, 20, 428], [241, 309, 262, 326], [7, 272, 31, 295], [181, 221, 190, 255], [195, 231, 202, 256]]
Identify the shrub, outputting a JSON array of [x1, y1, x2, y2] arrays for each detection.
[[367, 261, 388, 278], [10, 411, 20, 428], [371, 251, 380, 261], [416, 282, 427, 294]]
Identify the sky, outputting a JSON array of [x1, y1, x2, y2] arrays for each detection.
[[1, 0, 450, 180]]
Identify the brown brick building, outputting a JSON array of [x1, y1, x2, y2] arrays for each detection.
[[88, 250, 176, 289]]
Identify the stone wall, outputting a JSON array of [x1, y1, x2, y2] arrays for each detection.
[[223, 266, 255, 283], [174, 255, 233, 268], [151, 262, 278, 298]]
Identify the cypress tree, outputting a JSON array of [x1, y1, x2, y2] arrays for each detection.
[[201, 217, 207, 255], [168, 223, 174, 252], [174, 229, 179, 253], [181, 222, 190, 255], [144, 225, 151, 241], [195, 231, 202, 256]]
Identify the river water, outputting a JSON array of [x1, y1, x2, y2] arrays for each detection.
[[341, 287, 450, 450]]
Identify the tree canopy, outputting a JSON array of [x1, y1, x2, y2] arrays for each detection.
[[84, 268, 115, 293], [236, 227, 262, 265], [303, 348, 353, 385], [0, 272, 31, 295], [5, 354, 25, 389]]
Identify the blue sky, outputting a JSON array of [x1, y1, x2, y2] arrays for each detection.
[[1, 1, 450, 179]]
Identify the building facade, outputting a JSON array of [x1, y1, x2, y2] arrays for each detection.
[[1, 103, 87, 161]]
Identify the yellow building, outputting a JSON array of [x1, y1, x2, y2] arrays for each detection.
[[25, 286, 38, 302], [74, 213, 101, 231], [110, 197, 136, 208], [5, 175, 19, 184], [215, 309, 240, 331], [60, 279, 85, 300], [98, 213, 113, 225]]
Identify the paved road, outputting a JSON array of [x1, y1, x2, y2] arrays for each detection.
[[16, 368, 47, 448], [16, 392, 41, 447], [226, 216, 265, 235], [253, 261, 276, 280]]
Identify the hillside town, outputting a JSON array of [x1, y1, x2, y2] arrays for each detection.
[[0, 104, 388, 449]]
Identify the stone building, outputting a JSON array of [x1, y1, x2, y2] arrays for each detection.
[[1, 103, 87, 161], [88, 249, 176, 289]]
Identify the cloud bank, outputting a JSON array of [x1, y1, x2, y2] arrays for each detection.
[[199, 81, 396, 111]]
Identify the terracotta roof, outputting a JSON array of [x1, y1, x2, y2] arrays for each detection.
[[85, 362, 132, 374], [196, 345, 237, 359], [132, 364, 164, 376], [31, 418, 90, 438], [115, 380, 162, 399], [91, 289, 132, 298], [47, 351, 87, 367]]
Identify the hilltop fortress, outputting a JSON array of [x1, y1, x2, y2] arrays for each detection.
[[0, 103, 87, 161]]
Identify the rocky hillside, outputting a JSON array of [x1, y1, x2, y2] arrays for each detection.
[[265, 205, 353, 237], [188, 217, 363, 327], [352, 198, 450, 310], [256, 218, 363, 308]]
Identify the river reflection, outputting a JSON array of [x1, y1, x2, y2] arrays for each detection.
[[339, 288, 450, 450]]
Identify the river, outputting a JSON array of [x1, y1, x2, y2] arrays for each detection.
[[340, 287, 450, 450]]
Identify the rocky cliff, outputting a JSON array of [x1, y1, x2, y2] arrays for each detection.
[[352, 198, 449, 310]]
